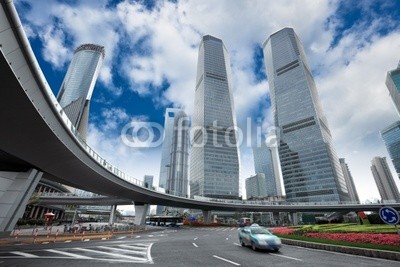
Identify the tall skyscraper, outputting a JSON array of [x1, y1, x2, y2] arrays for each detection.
[[245, 173, 267, 199], [159, 108, 183, 189], [386, 61, 400, 116], [339, 158, 360, 203], [263, 28, 350, 203], [370, 157, 400, 201], [190, 35, 240, 199], [253, 143, 278, 196], [166, 111, 190, 197], [381, 121, 400, 179], [57, 44, 105, 140], [144, 175, 154, 189]]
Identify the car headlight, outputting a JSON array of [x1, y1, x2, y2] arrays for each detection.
[[274, 239, 282, 245]]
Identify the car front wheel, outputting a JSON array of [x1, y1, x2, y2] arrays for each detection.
[[251, 242, 257, 251], [240, 239, 245, 247]]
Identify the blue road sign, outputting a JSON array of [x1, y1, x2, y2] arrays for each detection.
[[379, 206, 400, 225]]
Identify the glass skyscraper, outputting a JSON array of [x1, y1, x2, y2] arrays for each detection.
[[253, 143, 278, 196], [371, 157, 400, 201], [245, 173, 267, 199], [386, 62, 400, 116], [263, 28, 350, 203], [339, 158, 360, 203], [166, 110, 190, 197], [381, 121, 400, 179], [57, 44, 105, 140], [190, 35, 240, 199]]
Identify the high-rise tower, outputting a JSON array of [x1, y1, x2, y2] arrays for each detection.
[[339, 158, 360, 203], [190, 35, 240, 199], [253, 143, 279, 196], [371, 157, 400, 201], [386, 61, 400, 116], [57, 44, 105, 140], [263, 28, 349, 202], [381, 121, 400, 179], [166, 110, 190, 197]]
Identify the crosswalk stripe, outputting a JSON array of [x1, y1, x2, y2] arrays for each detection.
[[118, 244, 148, 251], [46, 249, 93, 259], [73, 247, 147, 261], [11, 251, 39, 258], [98, 246, 147, 256]]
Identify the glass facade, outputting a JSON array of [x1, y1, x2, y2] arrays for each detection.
[[381, 121, 400, 178], [339, 158, 360, 203], [190, 35, 240, 199], [57, 44, 105, 140], [245, 173, 267, 199], [370, 157, 400, 201], [252, 143, 278, 196], [386, 62, 400, 116], [166, 111, 190, 197], [263, 28, 350, 203]]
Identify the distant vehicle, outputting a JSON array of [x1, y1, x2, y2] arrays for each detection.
[[146, 216, 183, 227], [238, 217, 252, 227], [238, 226, 281, 252]]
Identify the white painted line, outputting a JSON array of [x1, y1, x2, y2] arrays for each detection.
[[136, 236, 141, 238], [97, 246, 147, 256], [231, 228, 235, 231], [192, 243, 198, 248], [213, 255, 240, 266], [46, 249, 93, 259], [147, 243, 154, 264], [148, 235, 154, 237], [223, 228, 229, 231], [233, 243, 241, 246], [64, 240, 72, 243], [73, 247, 147, 261], [118, 244, 149, 251], [11, 251, 39, 258], [83, 239, 90, 242], [226, 238, 229, 240], [270, 254, 303, 261], [41, 242, 49, 244], [194, 237, 198, 240], [117, 236, 126, 239], [101, 238, 107, 240]]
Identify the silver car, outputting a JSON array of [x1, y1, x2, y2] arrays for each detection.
[[238, 225, 282, 251]]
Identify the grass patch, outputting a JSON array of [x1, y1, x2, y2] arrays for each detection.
[[276, 234, 400, 252]]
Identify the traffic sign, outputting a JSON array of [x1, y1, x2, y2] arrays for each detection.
[[379, 206, 400, 225]]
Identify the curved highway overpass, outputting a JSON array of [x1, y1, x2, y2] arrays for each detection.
[[0, 0, 399, 230]]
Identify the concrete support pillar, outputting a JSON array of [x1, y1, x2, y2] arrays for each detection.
[[0, 169, 43, 235], [202, 210, 211, 224], [290, 212, 298, 226], [134, 203, 149, 226], [109, 205, 116, 226]]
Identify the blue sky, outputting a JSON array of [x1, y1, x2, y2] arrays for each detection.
[[14, 0, 400, 205]]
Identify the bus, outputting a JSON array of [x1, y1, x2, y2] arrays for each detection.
[[146, 216, 184, 227]]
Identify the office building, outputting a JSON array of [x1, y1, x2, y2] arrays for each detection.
[[263, 28, 349, 202], [144, 175, 154, 189], [190, 35, 240, 199], [253, 143, 280, 196], [370, 157, 400, 201], [57, 44, 105, 140], [339, 158, 360, 203], [245, 173, 267, 199], [381, 121, 400, 179], [386, 61, 400, 116], [166, 111, 190, 197]]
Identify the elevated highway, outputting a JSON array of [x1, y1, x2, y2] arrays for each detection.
[[0, 0, 399, 233]]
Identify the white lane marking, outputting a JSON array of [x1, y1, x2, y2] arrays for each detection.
[[231, 228, 235, 231], [97, 246, 147, 256], [64, 240, 72, 243], [41, 242, 49, 244], [192, 243, 198, 248], [194, 237, 198, 240], [223, 228, 229, 231], [11, 252, 39, 257], [73, 247, 147, 262], [46, 249, 93, 259], [226, 238, 229, 240], [117, 236, 126, 240], [118, 244, 149, 251], [83, 239, 90, 242], [147, 243, 154, 264], [270, 254, 303, 261], [136, 236, 141, 238], [233, 243, 241, 246], [213, 255, 240, 266], [148, 235, 154, 237]]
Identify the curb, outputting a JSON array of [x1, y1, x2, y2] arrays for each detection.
[[281, 238, 400, 261]]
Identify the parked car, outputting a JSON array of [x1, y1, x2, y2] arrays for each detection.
[[238, 225, 281, 251]]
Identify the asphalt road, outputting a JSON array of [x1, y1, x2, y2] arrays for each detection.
[[0, 226, 398, 266]]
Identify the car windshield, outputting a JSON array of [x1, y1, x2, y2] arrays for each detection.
[[250, 228, 271, 235]]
